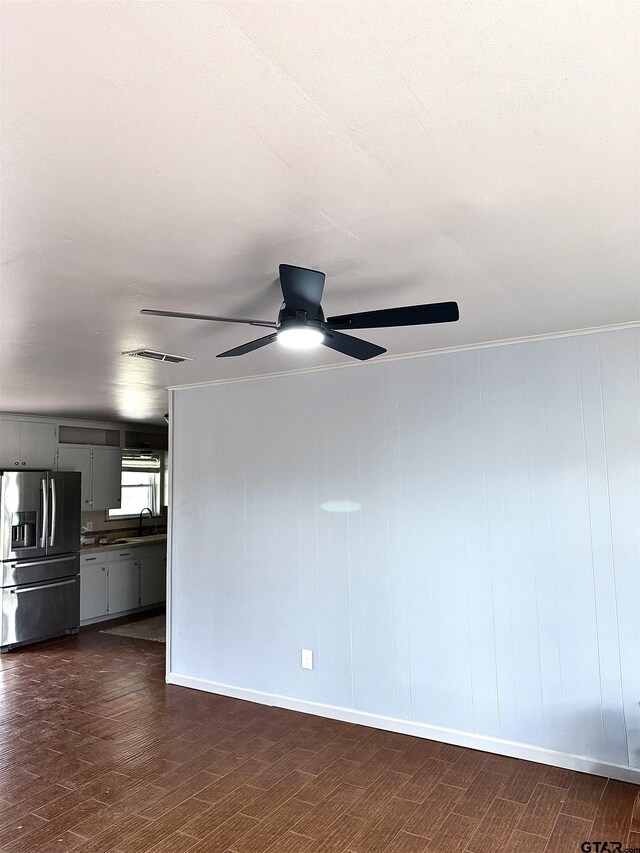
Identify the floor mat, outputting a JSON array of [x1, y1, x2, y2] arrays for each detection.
[[100, 614, 166, 643]]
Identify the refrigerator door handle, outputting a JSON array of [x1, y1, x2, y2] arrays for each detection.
[[49, 478, 57, 547], [8, 555, 77, 570], [12, 578, 77, 594], [40, 478, 48, 548]]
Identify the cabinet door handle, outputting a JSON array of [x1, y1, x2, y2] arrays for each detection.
[[84, 557, 97, 562]]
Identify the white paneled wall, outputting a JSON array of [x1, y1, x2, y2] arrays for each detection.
[[169, 328, 640, 780]]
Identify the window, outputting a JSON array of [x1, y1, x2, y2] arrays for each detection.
[[107, 453, 162, 519]]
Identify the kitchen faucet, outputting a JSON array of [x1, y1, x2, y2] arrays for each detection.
[[138, 507, 153, 537]]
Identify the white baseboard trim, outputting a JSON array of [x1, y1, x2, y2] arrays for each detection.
[[166, 671, 640, 785]]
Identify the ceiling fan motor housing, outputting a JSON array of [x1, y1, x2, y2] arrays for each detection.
[[277, 313, 325, 350], [277, 307, 325, 332]]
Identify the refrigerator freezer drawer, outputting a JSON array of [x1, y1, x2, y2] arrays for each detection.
[[2, 553, 79, 587], [1, 575, 79, 651]]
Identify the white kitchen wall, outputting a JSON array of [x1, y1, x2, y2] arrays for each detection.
[[168, 327, 639, 781]]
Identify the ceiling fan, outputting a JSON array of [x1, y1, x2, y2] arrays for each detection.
[[141, 264, 459, 361]]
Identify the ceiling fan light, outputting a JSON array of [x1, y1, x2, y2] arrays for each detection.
[[277, 326, 324, 350]]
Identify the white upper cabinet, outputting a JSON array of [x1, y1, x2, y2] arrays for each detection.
[[0, 421, 21, 468], [57, 447, 93, 508], [20, 422, 57, 468], [1, 415, 164, 513], [91, 447, 123, 512], [57, 446, 122, 511], [0, 420, 56, 469]]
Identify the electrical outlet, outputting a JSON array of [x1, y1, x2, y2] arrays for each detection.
[[85, 521, 93, 532], [301, 649, 313, 670]]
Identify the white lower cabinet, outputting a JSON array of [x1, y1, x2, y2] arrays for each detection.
[[80, 541, 166, 624], [107, 556, 140, 614], [140, 545, 166, 606], [80, 556, 108, 620]]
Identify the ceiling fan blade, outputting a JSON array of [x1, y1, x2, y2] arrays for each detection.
[[321, 329, 386, 361], [326, 301, 459, 330], [279, 265, 325, 318], [216, 333, 278, 358], [141, 309, 277, 328]]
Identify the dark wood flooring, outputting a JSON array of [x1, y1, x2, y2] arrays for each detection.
[[0, 621, 638, 852]]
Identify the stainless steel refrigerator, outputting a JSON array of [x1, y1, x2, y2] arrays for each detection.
[[1, 470, 81, 652]]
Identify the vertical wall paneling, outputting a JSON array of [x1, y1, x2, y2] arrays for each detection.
[[455, 349, 499, 738], [423, 353, 473, 733], [478, 346, 518, 742], [598, 330, 640, 768], [522, 344, 565, 753], [497, 343, 545, 748], [396, 358, 439, 725], [542, 338, 602, 759], [578, 333, 628, 765], [169, 328, 640, 778]]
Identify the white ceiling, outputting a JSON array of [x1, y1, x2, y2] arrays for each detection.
[[1, 1, 638, 424]]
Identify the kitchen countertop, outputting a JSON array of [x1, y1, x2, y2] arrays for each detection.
[[81, 533, 167, 553]]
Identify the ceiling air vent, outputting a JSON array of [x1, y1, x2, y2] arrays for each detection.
[[122, 349, 193, 364]]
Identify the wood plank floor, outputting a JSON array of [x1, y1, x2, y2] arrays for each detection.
[[0, 621, 638, 852]]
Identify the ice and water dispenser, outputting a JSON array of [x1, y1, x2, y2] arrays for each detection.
[[11, 511, 38, 549]]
